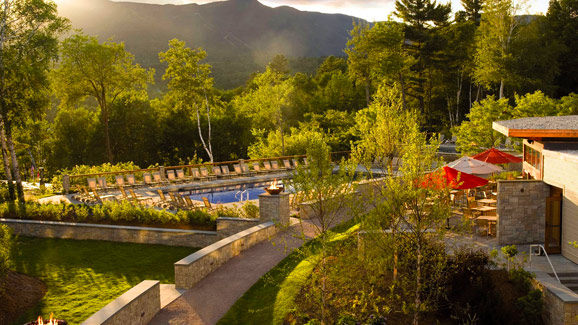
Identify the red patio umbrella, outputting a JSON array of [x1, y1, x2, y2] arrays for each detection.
[[421, 166, 488, 190], [472, 147, 522, 164]]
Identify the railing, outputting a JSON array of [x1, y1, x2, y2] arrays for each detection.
[[529, 244, 561, 284], [235, 189, 249, 202]]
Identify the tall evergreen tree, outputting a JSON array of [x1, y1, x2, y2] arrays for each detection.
[[547, 0, 578, 97]]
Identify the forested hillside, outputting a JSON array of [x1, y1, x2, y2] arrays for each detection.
[[56, 0, 362, 89]]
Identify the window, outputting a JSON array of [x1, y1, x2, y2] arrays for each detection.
[[524, 144, 541, 171]]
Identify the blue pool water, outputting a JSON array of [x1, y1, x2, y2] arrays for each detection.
[[184, 181, 288, 204]]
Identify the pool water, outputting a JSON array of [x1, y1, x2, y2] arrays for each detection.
[[185, 181, 289, 204]]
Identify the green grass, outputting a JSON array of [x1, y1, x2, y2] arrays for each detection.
[[12, 236, 197, 324], [218, 219, 359, 325]]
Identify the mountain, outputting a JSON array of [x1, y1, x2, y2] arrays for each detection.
[[57, 0, 364, 89]]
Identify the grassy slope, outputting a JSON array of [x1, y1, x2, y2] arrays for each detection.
[[218, 220, 359, 325], [12, 236, 197, 324]]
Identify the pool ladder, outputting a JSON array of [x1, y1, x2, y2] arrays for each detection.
[[235, 189, 249, 202]]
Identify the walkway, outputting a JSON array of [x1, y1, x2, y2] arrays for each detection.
[[149, 218, 320, 325]]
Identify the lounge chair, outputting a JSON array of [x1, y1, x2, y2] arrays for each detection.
[[200, 167, 217, 181], [191, 168, 207, 181], [202, 197, 214, 211], [283, 160, 293, 170], [252, 162, 267, 174], [152, 171, 168, 186], [271, 160, 284, 171], [87, 178, 98, 192], [234, 164, 243, 176], [184, 196, 201, 210], [97, 177, 114, 192], [129, 188, 152, 205], [263, 161, 275, 173], [213, 166, 227, 179], [166, 170, 178, 183], [221, 165, 237, 178], [168, 192, 186, 209], [115, 175, 126, 188], [126, 174, 140, 187], [292, 158, 299, 169], [155, 190, 175, 209], [176, 169, 191, 183]]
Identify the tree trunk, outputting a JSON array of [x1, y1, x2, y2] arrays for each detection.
[[102, 102, 114, 163], [0, 120, 14, 200], [4, 121, 24, 202], [499, 79, 505, 99], [195, 100, 214, 163], [365, 81, 370, 107], [413, 242, 422, 325]]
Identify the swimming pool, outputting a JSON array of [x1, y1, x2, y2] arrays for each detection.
[[183, 181, 288, 204]]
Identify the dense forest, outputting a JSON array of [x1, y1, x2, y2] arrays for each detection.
[[1, 0, 578, 190]]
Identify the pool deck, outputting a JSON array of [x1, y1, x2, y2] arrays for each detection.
[[39, 171, 293, 207]]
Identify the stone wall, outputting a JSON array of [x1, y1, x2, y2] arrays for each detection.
[[535, 273, 578, 325], [1, 219, 218, 248], [497, 180, 550, 245], [259, 193, 290, 225], [82, 280, 160, 325], [175, 221, 278, 289], [216, 217, 261, 238]]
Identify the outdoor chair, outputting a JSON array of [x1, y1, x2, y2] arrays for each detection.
[[176, 169, 191, 183], [126, 174, 140, 187], [191, 168, 208, 181], [184, 196, 201, 210], [234, 164, 243, 176], [166, 170, 178, 183], [213, 166, 228, 179], [202, 197, 214, 211], [155, 190, 175, 209], [271, 160, 284, 171], [303, 157, 309, 166], [263, 161, 274, 173], [221, 165, 237, 178], [129, 188, 152, 205], [87, 178, 98, 192], [252, 162, 267, 174], [153, 171, 169, 186], [200, 167, 217, 181], [283, 159, 293, 170], [168, 192, 186, 209], [143, 172, 159, 187], [241, 163, 256, 176], [97, 177, 114, 192], [292, 158, 299, 169], [115, 175, 126, 188]]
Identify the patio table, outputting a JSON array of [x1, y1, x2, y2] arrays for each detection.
[[472, 205, 496, 216], [477, 198, 497, 206], [476, 215, 498, 236]]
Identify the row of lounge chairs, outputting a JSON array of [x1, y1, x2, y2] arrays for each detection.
[[81, 158, 306, 193]]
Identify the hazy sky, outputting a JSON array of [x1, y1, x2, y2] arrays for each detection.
[[100, 0, 551, 22]]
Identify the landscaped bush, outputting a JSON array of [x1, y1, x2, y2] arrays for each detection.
[[0, 201, 217, 228], [51, 162, 142, 193], [0, 224, 14, 291], [242, 202, 260, 219]]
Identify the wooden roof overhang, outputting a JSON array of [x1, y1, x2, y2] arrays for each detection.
[[492, 122, 578, 141]]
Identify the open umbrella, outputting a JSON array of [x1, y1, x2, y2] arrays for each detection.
[[446, 156, 503, 175], [472, 147, 522, 164], [421, 166, 489, 190]]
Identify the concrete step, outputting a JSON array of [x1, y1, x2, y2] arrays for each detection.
[[160, 284, 185, 308]]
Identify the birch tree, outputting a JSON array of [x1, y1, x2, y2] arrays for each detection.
[[0, 0, 68, 201], [159, 39, 215, 162]]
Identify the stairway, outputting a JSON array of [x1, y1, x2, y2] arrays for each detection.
[[548, 272, 578, 293]]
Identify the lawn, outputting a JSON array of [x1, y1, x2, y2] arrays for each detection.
[[218, 219, 359, 325], [12, 236, 197, 324]]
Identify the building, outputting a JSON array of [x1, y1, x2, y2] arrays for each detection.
[[493, 115, 578, 262]]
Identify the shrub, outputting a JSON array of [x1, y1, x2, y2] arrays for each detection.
[[0, 224, 14, 288], [51, 161, 141, 193], [216, 206, 243, 219], [242, 202, 260, 219], [515, 289, 543, 325]]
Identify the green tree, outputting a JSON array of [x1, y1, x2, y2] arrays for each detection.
[[546, 0, 578, 97], [460, 0, 485, 24], [0, 0, 68, 201], [159, 39, 216, 162], [267, 54, 290, 76], [345, 21, 374, 106], [53, 33, 153, 163], [454, 96, 511, 154], [234, 67, 294, 155], [352, 84, 450, 324], [473, 0, 524, 99]]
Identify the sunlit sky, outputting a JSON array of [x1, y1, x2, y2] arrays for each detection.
[[87, 0, 552, 22]]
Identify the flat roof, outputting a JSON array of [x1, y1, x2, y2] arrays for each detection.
[[493, 116, 578, 139]]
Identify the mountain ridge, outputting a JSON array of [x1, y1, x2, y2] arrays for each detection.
[[57, 0, 364, 88]]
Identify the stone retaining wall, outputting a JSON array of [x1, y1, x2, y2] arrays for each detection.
[[1, 219, 217, 247], [497, 180, 550, 244], [175, 221, 278, 289], [216, 217, 261, 237], [82, 280, 160, 325], [535, 273, 578, 325]]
